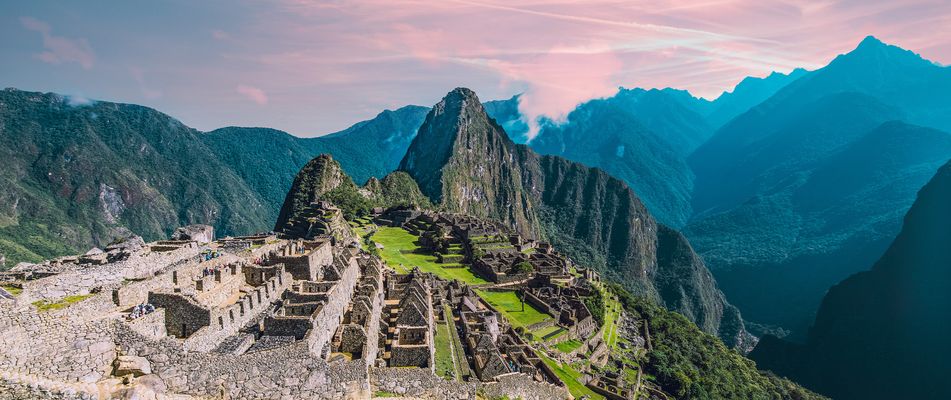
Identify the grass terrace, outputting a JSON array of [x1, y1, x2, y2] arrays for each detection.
[[32, 294, 94, 312], [1, 285, 22, 296], [475, 289, 552, 329], [539, 352, 605, 400], [371, 227, 489, 284], [555, 339, 584, 353], [599, 284, 623, 349], [433, 307, 458, 380]]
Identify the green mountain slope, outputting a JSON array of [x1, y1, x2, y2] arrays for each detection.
[[399, 88, 751, 347], [750, 159, 951, 400], [0, 88, 271, 264]]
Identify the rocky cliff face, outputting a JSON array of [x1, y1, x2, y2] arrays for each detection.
[[399, 88, 540, 238], [751, 159, 951, 399], [399, 88, 748, 347]]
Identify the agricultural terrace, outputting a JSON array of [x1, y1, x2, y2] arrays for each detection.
[[366, 226, 489, 285], [474, 289, 552, 329]]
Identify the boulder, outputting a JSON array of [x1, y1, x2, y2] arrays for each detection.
[[114, 355, 152, 377], [172, 224, 215, 244], [106, 235, 146, 253]]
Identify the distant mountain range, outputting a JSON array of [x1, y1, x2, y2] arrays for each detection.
[[750, 158, 951, 399], [687, 36, 951, 336]]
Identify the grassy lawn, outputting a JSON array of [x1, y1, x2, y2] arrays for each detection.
[[32, 294, 93, 312], [555, 339, 584, 353], [601, 286, 622, 349], [475, 289, 552, 328], [372, 227, 488, 284], [538, 352, 604, 400], [1, 285, 22, 296], [532, 324, 562, 338], [433, 308, 458, 380]]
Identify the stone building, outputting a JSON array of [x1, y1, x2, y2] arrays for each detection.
[[147, 262, 292, 351], [381, 270, 435, 369], [523, 276, 597, 341], [263, 239, 333, 281]]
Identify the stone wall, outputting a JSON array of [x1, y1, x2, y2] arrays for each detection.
[[115, 324, 367, 400], [0, 301, 116, 385], [305, 254, 360, 356], [23, 245, 202, 302], [127, 308, 167, 339], [369, 367, 568, 400], [183, 269, 292, 352]]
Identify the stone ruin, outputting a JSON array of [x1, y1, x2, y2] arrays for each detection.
[[172, 224, 215, 244], [0, 215, 573, 399]]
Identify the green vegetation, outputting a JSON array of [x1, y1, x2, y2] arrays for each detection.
[[1, 285, 22, 296], [514, 261, 534, 274], [372, 390, 401, 398], [609, 286, 824, 399], [32, 294, 94, 312], [433, 309, 457, 380], [583, 285, 606, 326], [531, 324, 563, 340], [474, 289, 551, 329], [370, 227, 488, 284], [538, 352, 604, 399], [555, 339, 583, 353], [444, 304, 472, 380]]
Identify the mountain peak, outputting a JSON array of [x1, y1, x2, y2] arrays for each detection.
[[834, 35, 929, 67], [856, 35, 886, 50]]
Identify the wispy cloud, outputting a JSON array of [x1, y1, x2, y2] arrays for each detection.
[[130, 67, 163, 99], [20, 16, 95, 69], [236, 84, 268, 105]]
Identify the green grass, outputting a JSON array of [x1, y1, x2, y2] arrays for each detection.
[[555, 339, 584, 353], [532, 324, 562, 338], [32, 294, 93, 312], [475, 289, 552, 328], [445, 304, 472, 380], [372, 227, 488, 284], [538, 352, 604, 399], [1, 285, 22, 296], [433, 308, 458, 380], [599, 284, 622, 349], [372, 390, 400, 397]]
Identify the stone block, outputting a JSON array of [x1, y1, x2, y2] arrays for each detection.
[[115, 355, 153, 377]]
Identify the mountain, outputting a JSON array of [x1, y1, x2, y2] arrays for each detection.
[[0, 88, 430, 267], [529, 88, 714, 227], [750, 159, 951, 400], [0, 88, 271, 264], [399, 87, 751, 347], [274, 154, 429, 231], [202, 105, 429, 216], [705, 68, 808, 128], [686, 37, 951, 336]]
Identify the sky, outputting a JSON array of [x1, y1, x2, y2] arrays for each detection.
[[1, 1, 949, 137]]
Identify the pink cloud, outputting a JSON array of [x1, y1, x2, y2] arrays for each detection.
[[236, 85, 268, 105], [212, 30, 231, 40], [20, 16, 95, 69]]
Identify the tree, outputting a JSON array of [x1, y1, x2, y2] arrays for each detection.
[[515, 261, 534, 274]]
